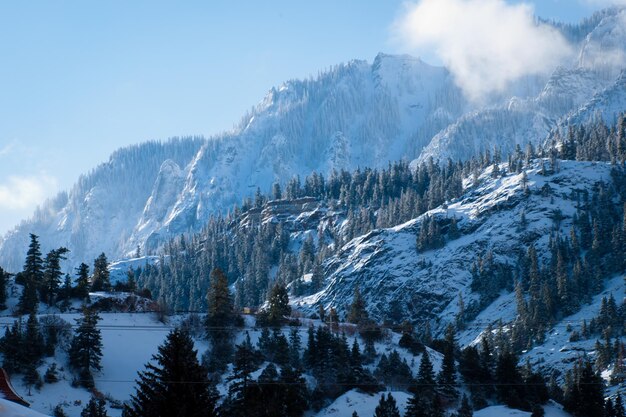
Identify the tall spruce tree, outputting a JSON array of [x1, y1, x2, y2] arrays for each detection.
[[406, 351, 437, 417], [124, 328, 217, 417], [205, 268, 236, 372], [347, 286, 368, 325], [91, 253, 111, 292], [0, 319, 23, 373], [41, 247, 69, 305], [0, 266, 8, 309], [266, 281, 291, 325], [437, 324, 458, 400], [24, 312, 45, 365], [226, 332, 260, 416], [75, 263, 91, 301], [69, 308, 103, 388], [19, 233, 44, 314]]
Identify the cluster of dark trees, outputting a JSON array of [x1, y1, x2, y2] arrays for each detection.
[[0, 233, 118, 315], [0, 307, 102, 394]]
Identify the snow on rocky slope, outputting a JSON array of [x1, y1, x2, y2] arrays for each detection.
[[294, 160, 617, 337]]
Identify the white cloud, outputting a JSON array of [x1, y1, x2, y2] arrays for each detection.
[[0, 174, 58, 210], [393, 0, 574, 101]]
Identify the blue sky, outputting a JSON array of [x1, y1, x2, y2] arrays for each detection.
[[0, 0, 614, 235]]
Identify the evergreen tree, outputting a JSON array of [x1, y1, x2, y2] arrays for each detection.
[[495, 350, 526, 410], [205, 268, 236, 332], [0, 266, 9, 309], [41, 247, 69, 305], [575, 361, 605, 417], [124, 328, 217, 417], [279, 365, 309, 417], [204, 268, 236, 372], [59, 274, 73, 310], [374, 393, 401, 417], [347, 286, 368, 325], [75, 263, 91, 301], [81, 397, 108, 417], [22, 363, 41, 394], [289, 327, 302, 368], [406, 351, 436, 417], [24, 312, 45, 365], [226, 332, 260, 416], [0, 319, 23, 373], [69, 309, 103, 388], [437, 324, 457, 400], [19, 233, 44, 314], [265, 281, 291, 325], [91, 253, 111, 292]]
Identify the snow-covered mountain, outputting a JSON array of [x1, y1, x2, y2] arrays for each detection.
[[2, 8, 626, 271], [294, 160, 615, 326], [0, 54, 463, 270]]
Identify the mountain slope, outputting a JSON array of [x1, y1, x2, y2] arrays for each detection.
[[295, 160, 617, 331]]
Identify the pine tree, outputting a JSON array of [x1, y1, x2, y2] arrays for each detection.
[[288, 327, 302, 368], [41, 247, 69, 305], [0, 319, 23, 373], [205, 268, 236, 336], [18, 233, 44, 314], [266, 281, 291, 325], [406, 351, 436, 417], [495, 350, 525, 410], [347, 286, 368, 325], [22, 363, 41, 394], [226, 332, 260, 416], [279, 365, 309, 417], [81, 397, 108, 417], [124, 328, 217, 417], [75, 263, 91, 301], [576, 361, 605, 417], [374, 393, 401, 417], [0, 266, 8, 309], [204, 268, 236, 372], [437, 324, 457, 400], [24, 312, 45, 364], [69, 308, 103, 388], [91, 253, 111, 292]]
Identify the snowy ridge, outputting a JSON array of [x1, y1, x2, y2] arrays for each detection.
[[294, 160, 615, 335]]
